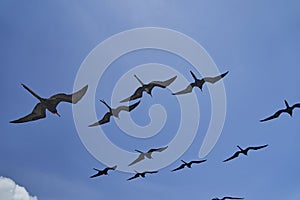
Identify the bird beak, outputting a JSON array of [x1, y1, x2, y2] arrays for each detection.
[[56, 112, 61, 117]]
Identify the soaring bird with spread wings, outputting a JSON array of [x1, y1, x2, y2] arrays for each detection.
[[223, 144, 268, 162], [172, 71, 228, 95], [89, 165, 117, 178], [212, 197, 244, 200], [171, 159, 207, 172], [120, 75, 177, 103], [10, 84, 88, 123], [260, 100, 300, 122], [127, 171, 158, 181], [128, 146, 168, 166], [89, 99, 140, 127]]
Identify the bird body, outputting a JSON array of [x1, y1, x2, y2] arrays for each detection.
[[128, 146, 168, 166], [172, 71, 228, 95], [171, 159, 207, 172], [260, 100, 300, 122], [10, 84, 88, 123], [223, 144, 268, 162], [90, 165, 117, 178], [89, 100, 140, 127], [127, 171, 158, 181], [120, 75, 177, 102]]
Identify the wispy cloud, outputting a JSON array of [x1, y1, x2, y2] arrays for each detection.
[[0, 177, 37, 200]]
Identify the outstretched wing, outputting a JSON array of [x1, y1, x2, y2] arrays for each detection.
[[223, 151, 241, 162], [190, 159, 207, 165], [128, 154, 145, 166], [260, 109, 285, 122], [223, 197, 244, 200], [50, 85, 88, 105], [148, 146, 168, 153], [88, 112, 112, 127], [144, 171, 158, 174], [120, 87, 144, 103], [148, 76, 177, 90], [89, 170, 103, 178], [10, 103, 46, 123], [172, 84, 194, 95], [171, 164, 185, 172], [127, 174, 140, 181], [292, 103, 300, 109], [203, 71, 229, 84], [246, 144, 268, 151], [114, 101, 140, 115]]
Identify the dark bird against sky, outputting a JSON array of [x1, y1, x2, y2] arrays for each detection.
[[88, 99, 140, 127], [171, 159, 207, 172], [128, 146, 168, 166], [212, 197, 244, 200], [127, 171, 158, 181], [223, 144, 268, 162], [120, 75, 177, 102], [260, 100, 300, 122], [10, 84, 88, 123], [172, 71, 228, 95], [89, 165, 117, 178]]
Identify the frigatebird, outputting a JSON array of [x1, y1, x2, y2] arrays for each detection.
[[172, 71, 228, 95], [260, 100, 300, 122], [128, 146, 168, 166], [127, 170, 158, 181], [89, 165, 117, 178], [171, 159, 207, 172], [89, 99, 140, 127], [120, 75, 177, 102], [10, 84, 88, 123], [223, 144, 268, 162], [212, 197, 244, 200]]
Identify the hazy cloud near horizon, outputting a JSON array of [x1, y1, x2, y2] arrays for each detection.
[[0, 177, 37, 200]]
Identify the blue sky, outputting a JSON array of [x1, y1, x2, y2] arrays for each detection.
[[1, 1, 300, 199]]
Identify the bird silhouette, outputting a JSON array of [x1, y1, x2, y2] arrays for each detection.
[[89, 165, 117, 178], [260, 100, 300, 122], [89, 100, 140, 127], [212, 197, 244, 200], [10, 84, 88, 123], [120, 75, 177, 102], [172, 71, 228, 95], [223, 144, 268, 162], [171, 159, 207, 172], [127, 170, 158, 181], [128, 146, 168, 166]]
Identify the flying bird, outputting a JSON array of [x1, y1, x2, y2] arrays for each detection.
[[223, 144, 268, 162], [128, 146, 168, 166], [212, 197, 244, 200], [171, 159, 207, 172], [120, 75, 177, 102], [89, 165, 117, 178], [10, 84, 88, 123], [127, 170, 158, 181], [260, 100, 300, 122], [172, 71, 228, 95], [89, 99, 140, 127]]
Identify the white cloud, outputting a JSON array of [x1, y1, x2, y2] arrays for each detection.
[[0, 177, 37, 200]]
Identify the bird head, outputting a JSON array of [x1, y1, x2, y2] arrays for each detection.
[[51, 110, 61, 117]]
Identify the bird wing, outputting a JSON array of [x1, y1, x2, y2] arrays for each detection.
[[120, 87, 144, 103], [172, 84, 193, 95], [292, 103, 300, 109], [10, 103, 46, 123], [89, 171, 102, 178], [144, 171, 158, 174], [171, 164, 186, 172], [49, 85, 88, 105], [223, 197, 244, 200], [148, 146, 168, 153], [114, 101, 140, 115], [203, 71, 229, 84], [128, 153, 145, 166], [246, 144, 268, 151], [88, 112, 112, 127], [223, 151, 241, 162], [190, 159, 207, 165], [148, 76, 177, 90], [260, 109, 285, 122], [127, 174, 140, 181]]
